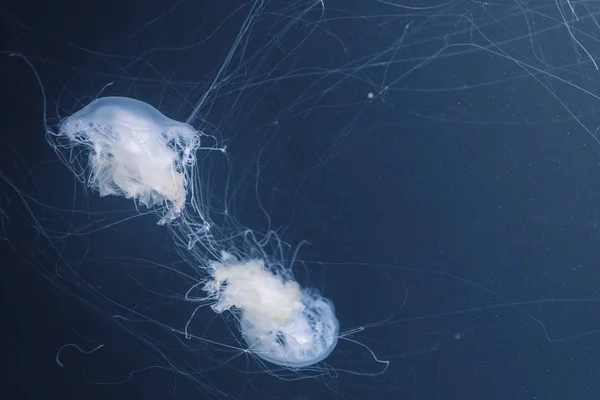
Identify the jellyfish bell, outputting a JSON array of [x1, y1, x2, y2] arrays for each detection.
[[56, 96, 201, 225], [204, 252, 339, 368]]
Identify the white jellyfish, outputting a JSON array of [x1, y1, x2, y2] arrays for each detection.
[[204, 252, 339, 368], [57, 96, 201, 225], [54, 96, 339, 368]]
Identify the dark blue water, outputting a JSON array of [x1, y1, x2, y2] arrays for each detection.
[[2, 1, 600, 399]]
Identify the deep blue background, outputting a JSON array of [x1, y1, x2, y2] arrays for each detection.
[[3, 1, 600, 399]]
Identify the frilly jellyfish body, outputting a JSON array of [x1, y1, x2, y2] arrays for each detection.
[[57, 96, 201, 225], [205, 252, 339, 368]]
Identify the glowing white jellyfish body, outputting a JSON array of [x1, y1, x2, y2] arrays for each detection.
[[205, 252, 339, 367], [56, 96, 339, 368], [58, 96, 200, 224]]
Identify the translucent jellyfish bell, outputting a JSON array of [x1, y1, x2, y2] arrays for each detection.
[[204, 252, 339, 368], [58, 96, 200, 224]]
